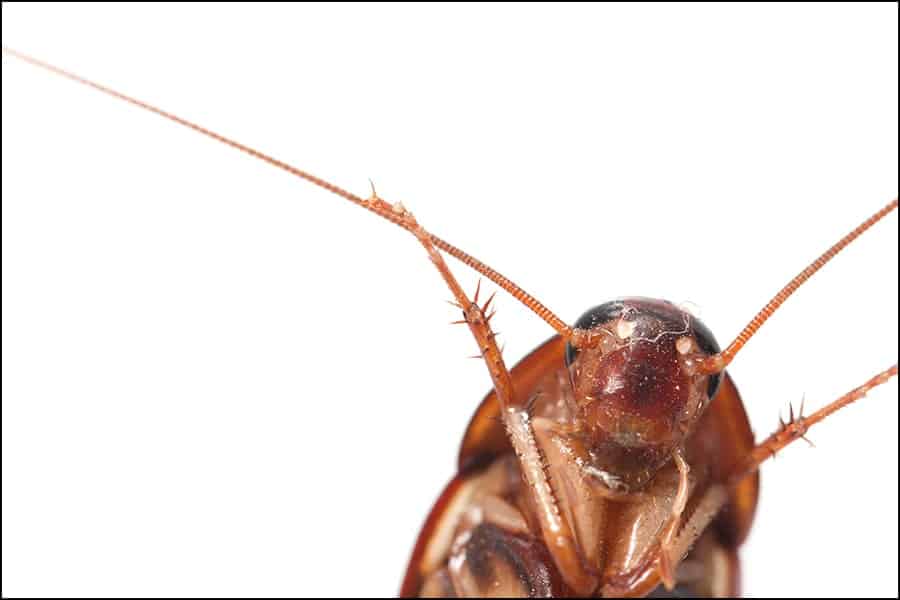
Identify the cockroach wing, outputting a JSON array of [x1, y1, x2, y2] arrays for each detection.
[[686, 372, 759, 547]]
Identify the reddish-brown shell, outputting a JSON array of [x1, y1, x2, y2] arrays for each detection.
[[401, 335, 759, 596]]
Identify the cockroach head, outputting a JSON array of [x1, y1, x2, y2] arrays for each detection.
[[564, 298, 721, 489]]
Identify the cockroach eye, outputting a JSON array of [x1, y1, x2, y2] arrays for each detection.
[[689, 311, 722, 398]]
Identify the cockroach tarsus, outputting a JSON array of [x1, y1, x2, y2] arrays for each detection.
[[3, 47, 897, 598]]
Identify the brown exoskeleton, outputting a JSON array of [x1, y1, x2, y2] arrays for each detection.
[[397, 217, 896, 597], [2, 47, 897, 597]]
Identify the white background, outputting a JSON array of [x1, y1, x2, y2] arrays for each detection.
[[2, 3, 898, 598]]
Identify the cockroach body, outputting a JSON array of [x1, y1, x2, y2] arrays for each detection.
[[401, 304, 756, 597], [2, 48, 897, 598]]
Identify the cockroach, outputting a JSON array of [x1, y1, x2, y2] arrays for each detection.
[[2, 32, 897, 598]]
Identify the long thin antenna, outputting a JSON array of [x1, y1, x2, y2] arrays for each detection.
[[2, 46, 573, 339], [701, 198, 898, 374]]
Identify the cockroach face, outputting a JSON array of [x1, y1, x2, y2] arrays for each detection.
[[564, 297, 721, 490]]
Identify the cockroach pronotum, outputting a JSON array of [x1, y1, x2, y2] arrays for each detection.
[[2, 16, 897, 598]]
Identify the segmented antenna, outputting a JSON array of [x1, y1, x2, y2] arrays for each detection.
[[2, 47, 573, 339], [701, 198, 898, 374], [6, 48, 896, 355]]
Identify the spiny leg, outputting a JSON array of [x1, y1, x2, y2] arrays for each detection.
[[366, 195, 514, 405], [1, 46, 597, 592], [366, 194, 599, 595], [728, 364, 898, 486]]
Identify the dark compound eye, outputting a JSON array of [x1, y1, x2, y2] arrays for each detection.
[[691, 316, 722, 399]]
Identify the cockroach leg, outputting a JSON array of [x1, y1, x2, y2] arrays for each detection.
[[600, 483, 732, 598], [376, 199, 599, 595], [728, 364, 898, 486], [504, 410, 599, 594], [657, 449, 690, 591]]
